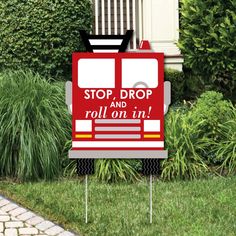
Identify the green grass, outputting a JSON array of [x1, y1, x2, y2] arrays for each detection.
[[1, 177, 236, 236]]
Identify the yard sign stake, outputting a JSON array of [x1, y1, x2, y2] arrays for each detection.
[[85, 174, 88, 224], [150, 175, 152, 224]]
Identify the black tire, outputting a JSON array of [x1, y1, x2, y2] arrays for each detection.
[[141, 159, 160, 175], [77, 159, 95, 176]]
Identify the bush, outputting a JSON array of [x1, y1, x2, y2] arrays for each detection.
[[183, 72, 207, 100], [0, 70, 71, 180], [161, 109, 209, 180], [165, 69, 185, 103], [213, 107, 236, 175], [0, 0, 92, 79], [191, 91, 233, 141], [162, 91, 236, 179], [95, 159, 141, 183], [179, 0, 236, 86], [188, 91, 234, 165]]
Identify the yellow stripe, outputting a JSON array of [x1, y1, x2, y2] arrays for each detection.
[[75, 134, 92, 138], [144, 134, 160, 138]]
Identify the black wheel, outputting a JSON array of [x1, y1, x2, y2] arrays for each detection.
[[141, 159, 160, 175], [77, 159, 94, 176]]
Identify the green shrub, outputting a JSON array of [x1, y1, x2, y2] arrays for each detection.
[[165, 69, 185, 103], [95, 159, 141, 183], [179, 0, 236, 86], [0, 70, 71, 180], [61, 140, 76, 177], [183, 91, 234, 165], [0, 0, 92, 79], [161, 109, 209, 180], [191, 91, 233, 141], [183, 72, 207, 100], [211, 104, 236, 174], [162, 91, 236, 178]]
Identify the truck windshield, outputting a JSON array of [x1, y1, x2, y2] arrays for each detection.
[[122, 59, 158, 88], [78, 59, 115, 88]]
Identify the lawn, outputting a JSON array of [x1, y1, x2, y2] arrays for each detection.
[[0, 176, 236, 236]]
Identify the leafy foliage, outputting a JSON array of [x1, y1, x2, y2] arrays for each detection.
[[179, 0, 236, 87], [189, 91, 235, 165], [165, 69, 185, 103], [95, 159, 141, 183], [212, 105, 236, 174], [0, 0, 92, 79], [162, 91, 236, 179], [0, 70, 71, 180], [161, 109, 209, 180], [183, 72, 207, 100], [190, 91, 233, 140]]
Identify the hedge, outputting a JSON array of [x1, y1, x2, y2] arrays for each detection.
[[179, 0, 236, 85], [0, 0, 93, 79], [165, 69, 185, 103]]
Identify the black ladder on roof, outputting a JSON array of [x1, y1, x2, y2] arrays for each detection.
[[79, 30, 133, 52]]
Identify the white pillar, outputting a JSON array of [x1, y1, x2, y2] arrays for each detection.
[[143, 0, 183, 71]]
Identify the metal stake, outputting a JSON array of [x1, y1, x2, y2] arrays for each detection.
[[85, 175, 88, 224], [150, 174, 152, 224]]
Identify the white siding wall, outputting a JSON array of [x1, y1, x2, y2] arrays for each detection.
[[93, 0, 183, 70], [93, 0, 143, 49], [142, 0, 183, 70]]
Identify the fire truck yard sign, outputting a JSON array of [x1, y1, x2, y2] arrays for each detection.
[[65, 31, 171, 224], [67, 52, 170, 158]]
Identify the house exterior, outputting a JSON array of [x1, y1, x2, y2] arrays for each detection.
[[92, 0, 183, 71]]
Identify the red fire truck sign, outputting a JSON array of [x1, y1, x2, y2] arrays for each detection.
[[66, 31, 170, 160]]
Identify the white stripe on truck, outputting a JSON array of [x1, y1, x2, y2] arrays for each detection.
[[89, 39, 123, 45], [95, 119, 141, 124], [72, 141, 164, 148], [93, 50, 119, 53]]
